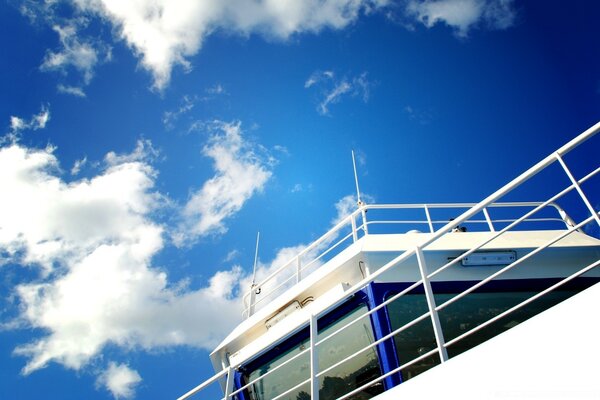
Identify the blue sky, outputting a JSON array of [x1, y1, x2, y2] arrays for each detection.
[[0, 0, 599, 399]]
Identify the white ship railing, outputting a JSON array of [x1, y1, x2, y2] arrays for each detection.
[[242, 201, 575, 318], [178, 121, 600, 400]]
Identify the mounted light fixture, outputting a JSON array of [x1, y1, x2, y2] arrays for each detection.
[[461, 251, 517, 266]]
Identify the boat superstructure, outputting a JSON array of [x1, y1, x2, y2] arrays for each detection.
[[178, 122, 600, 400]]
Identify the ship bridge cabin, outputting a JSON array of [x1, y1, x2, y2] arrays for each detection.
[[179, 122, 600, 400]]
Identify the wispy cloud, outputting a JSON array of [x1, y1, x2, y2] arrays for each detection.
[[223, 249, 240, 263], [39, 19, 112, 89], [305, 71, 372, 115], [70, 156, 88, 175], [162, 95, 197, 130], [96, 363, 142, 400], [175, 121, 274, 244], [206, 84, 227, 96], [57, 84, 86, 98], [104, 139, 159, 167], [403, 0, 516, 37], [6, 105, 51, 141]]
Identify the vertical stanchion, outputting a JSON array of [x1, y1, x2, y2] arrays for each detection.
[[424, 205, 434, 233], [483, 207, 495, 232], [248, 289, 256, 318], [361, 208, 369, 235], [224, 367, 234, 400], [416, 246, 449, 362], [310, 314, 319, 400], [555, 153, 600, 228]]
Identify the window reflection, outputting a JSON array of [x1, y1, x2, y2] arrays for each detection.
[[385, 289, 579, 382], [243, 304, 383, 400]]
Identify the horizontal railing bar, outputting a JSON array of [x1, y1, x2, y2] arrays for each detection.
[[364, 201, 547, 209], [317, 311, 431, 379], [270, 376, 312, 400], [299, 230, 355, 272], [316, 279, 424, 347], [336, 347, 441, 400], [230, 345, 311, 396], [250, 213, 358, 290], [177, 367, 228, 400], [435, 214, 594, 313], [444, 257, 600, 349], [364, 218, 564, 226], [246, 225, 356, 312], [425, 179, 584, 281], [242, 224, 356, 311]]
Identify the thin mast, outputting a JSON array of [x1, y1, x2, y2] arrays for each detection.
[[352, 150, 363, 206], [251, 231, 260, 287]]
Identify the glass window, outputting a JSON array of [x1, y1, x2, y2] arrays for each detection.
[[243, 303, 383, 400], [436, 290, 578, 358], [385, 288, 580, 382], [385, 293, 440, 381]]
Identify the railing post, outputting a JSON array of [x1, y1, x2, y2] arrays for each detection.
[[310, 314, 319, 400], [555, 153, 600, 228], [224, 366, 234, 400], [361, 207, 369, 235], [424, 205, 434, 233], [482, 207, 495, 232], [415, 246, 449, 363], [248, 287, 257, 317], [351, 214, 358, 242], [296, 256, 302, 283]]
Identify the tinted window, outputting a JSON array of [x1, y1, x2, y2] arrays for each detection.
[[244, 304, 383, 400]]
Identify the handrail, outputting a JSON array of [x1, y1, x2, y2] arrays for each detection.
[[179, 121, 600, 400], [242, 200, 572, 317]]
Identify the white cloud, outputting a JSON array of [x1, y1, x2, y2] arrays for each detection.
[[404, 0, 516, 37], [223, 249, 240, 262], [6, 105, 51, 140], [0, 141, 250, 376], [41, 21, 111, 85], [104, 139, 159, 167], [65, 0, 388, 90], [97, 363, 142, 399], [10, 116, 26, 133], [305, 71, 372, 115], [0, 141, 369, 393], [57, 84, 87, 97], [175, 121, 273, 243], [71, 156, 88, 175]]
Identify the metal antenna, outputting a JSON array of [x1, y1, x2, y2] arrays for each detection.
[[352, 150, 364, 206], [251, 231, 260, 287]]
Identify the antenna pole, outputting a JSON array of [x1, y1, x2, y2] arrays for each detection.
[[251, 231, 260, 286], [352, 150, 363, 206]]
